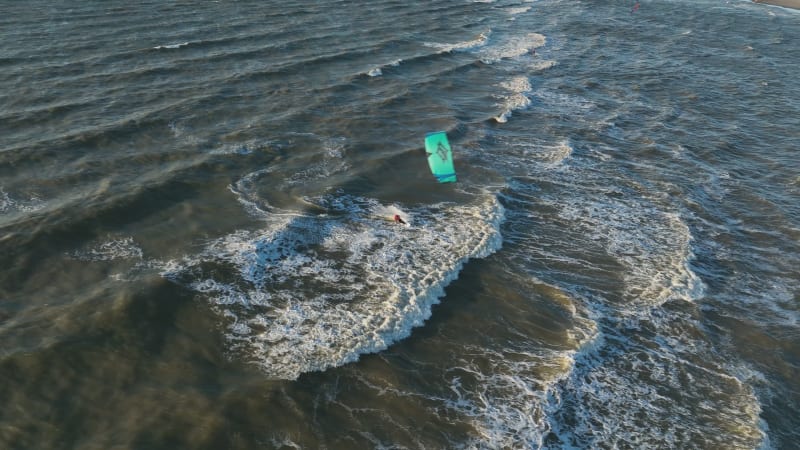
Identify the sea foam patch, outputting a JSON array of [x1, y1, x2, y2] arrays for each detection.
[[256, 136, 349, 190], [161, 194, 503, 379], [544, 311, 767, 449], [366, 59, 401, 77], [0, 187, 45, 215], [494, 75, 532, 123], [478, 32, 546, 64], [506, 6, 533, 18], [153, 41, 190, 50], [67, 237, 144, 262], [424, 32, 490, 53], [481, 130, 757, 446], [556, 196, 705, 308], [471, 135, 574, 179], [444, 349, 554, 448], [440, 303, 597, 450], [534, 90, 596, 114], [703, 234, 800, 330], [226, 134, 350, 215]]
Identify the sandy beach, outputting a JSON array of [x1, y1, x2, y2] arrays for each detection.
[[754, 0, 800, 10]]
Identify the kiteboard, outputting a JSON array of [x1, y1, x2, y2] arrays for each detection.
[[424, 131, 457, 183]]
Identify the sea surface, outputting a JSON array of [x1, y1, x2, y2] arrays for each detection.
[[2, 0, 799, 448]]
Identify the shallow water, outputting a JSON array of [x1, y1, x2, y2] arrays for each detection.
[[2, 0, 799, 448]]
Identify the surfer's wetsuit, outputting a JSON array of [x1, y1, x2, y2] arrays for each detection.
[[393, 214, 406, 224]]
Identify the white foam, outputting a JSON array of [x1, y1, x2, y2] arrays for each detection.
[[282, 137, 349, 189], [372, 272, 596, 449], [210, 138, 278, 156], [227, 136, 349, 212], [534, 90, 595, 113], [443, 321, 598, 449], [228, 168, 274, 217], [486, 142, 749, 440], [366, 59, 401, 77], [545, 322, 766, 449], [476, 137, 573, 176], [539, 140, 573, 166], [268, 435, 302, 449], [153, 42, 189, 50], [67, 236, 144, 261], [494, 76, 532, 123], [506, 6, 532, 18], [0, 187, 45, 215], [167, 120, 184, 138], [557, 199, 705, 307], [478, 32, 546, 64], [503, 150, 766, 447], [444, 351, 556, 448], [718, 270, 799, 329], [424, 32, 490, 54], [527, 59, 557, 71], [161, 194, 504, 379]]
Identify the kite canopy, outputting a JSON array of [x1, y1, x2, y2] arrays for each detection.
[[424, 131, 457, 183]]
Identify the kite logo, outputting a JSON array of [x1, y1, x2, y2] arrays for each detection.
[[436, 142, 449, 162]]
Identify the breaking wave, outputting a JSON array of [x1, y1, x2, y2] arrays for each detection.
[[161, 193, 504, 379]]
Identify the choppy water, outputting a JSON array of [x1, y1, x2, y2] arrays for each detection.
[[2, 0, 799, 448]]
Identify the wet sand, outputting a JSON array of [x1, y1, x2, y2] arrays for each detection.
[[754, 0, 800, 10]]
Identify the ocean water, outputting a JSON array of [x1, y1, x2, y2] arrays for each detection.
[[1, 0, 798, 448]]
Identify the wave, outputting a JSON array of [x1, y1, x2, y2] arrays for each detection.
[[362, 28, 544, 81], [478, 119, 770, 446], [160, 193, 504, 379], [534, 90, 596, 114], [494, 76, 533, 123], [503, 181, 763, 447], [475, 32, 550, 123], [506, 6, 533, 18], [437, 279, 598, 449], [152, 41, 191, 50], [555, 187, 705, 308], [470, 135, 574, 181], [0, 187, 45, 216], [478, 32, 546, 64], [423, 32, 491, 54], [365, 59, 402, 77], [227, 133, 351, 215], [545, 311, 767, 449]]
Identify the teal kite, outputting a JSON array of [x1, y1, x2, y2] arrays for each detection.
[[424, 131, 457, 183]]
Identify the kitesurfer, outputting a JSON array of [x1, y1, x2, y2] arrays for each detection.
[[393, 214, 406, 225]]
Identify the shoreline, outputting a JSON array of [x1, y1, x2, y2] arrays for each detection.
[[753, 0, 800, 10]]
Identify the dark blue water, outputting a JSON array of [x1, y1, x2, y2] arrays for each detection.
[[2, 0, 798, 448]]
